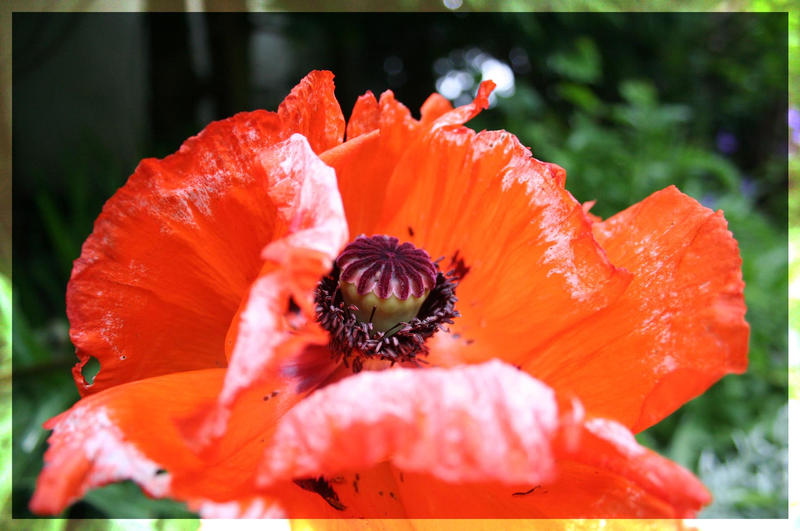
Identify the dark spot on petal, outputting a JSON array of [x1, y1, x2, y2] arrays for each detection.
[[378, 490, 383, 496], [448, 249, 470, 281], [263, 390, 280, 401], [155, 469, 167, 476], [353, 479, 359, 493], [512, 485, 541, 496], [407, 226, 414, 237], [389, 491, 397, 500], [294, 477, 346, 511], [399, 472, 404, 482], [466, 339, 474, 345]]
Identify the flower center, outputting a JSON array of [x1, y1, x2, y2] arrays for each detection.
[[314, 234, 461, 373], [336, 235, 437, 332]]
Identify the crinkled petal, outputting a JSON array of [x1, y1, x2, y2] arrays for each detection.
[[68, 71, 345, 396], [183, 133, 348, 449], [319, 130, 382, 236], [322, 92, 417, 236], [196, 464, 406, 518], [428, 80, 494, 129], [33, 133, 349, 515], [30, 369, 224, 514], [419, 93, 454, 124], [327, 86, 594, 368], [254, 360, 708, 518], [32, 361, 708, 518], [342, 87, 454, 140], [392, 452, 705, 518], [323, 83, 492, 237], [553, 417, 711, 517], [278, 70, 345, 154], [374, 126, 630, 368], [345, 91, 380, 140], [30, 367, 313, 516], [523, 186, 749, 432], [258, 360, 559, 487]]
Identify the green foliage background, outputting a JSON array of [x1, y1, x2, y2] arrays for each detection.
[[3, 1, 793, 525]]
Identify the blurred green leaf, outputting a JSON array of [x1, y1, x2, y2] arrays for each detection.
[[79, 482, 196, 520], [548, 36, 602, 84]]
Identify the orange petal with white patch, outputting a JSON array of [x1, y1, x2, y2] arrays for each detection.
[[255, 360, 708, 517], [68, 71, 345, 396], [523, 186, 749, 432], [372, 124, 630, 368]]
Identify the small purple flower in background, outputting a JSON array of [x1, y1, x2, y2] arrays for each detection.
[[789, 108, 800, 146], [789, 108, 800, 129], [740, 176, 756, 200], [716, 130, 738, 154], [700, 193, 718, 210]]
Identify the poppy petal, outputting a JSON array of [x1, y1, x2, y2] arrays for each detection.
[[182, 133, 348, 448], [68, 71, 345, 396], [30, 367, 314, 515], [393, 446, 705, 518], [283, 463, 407, 518], [323, 92, 417, 236], [522, 186, 749, 432], [374, 126, 630, 367], [170, 380, 304, 503], [31, 363, 706, 517], [30, 369, 225, 515], [325, 83, 492, 237], [553, 417, 710, 517], [419, 93, 454, 124], [254, 360, 707, 517], [258, 360, 559, 487], [345, 91, 380, 140], [278, 70, 346, 154], [427, 80, 494, 129], [194, 463, 406, 518]]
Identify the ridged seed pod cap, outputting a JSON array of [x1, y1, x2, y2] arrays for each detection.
[[336, 235, 437, 332]]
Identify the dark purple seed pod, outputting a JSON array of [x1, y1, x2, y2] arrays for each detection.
[[336, 234, 437, 331]]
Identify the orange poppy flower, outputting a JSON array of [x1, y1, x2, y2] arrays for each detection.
[[29, 71, 748, 518]]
